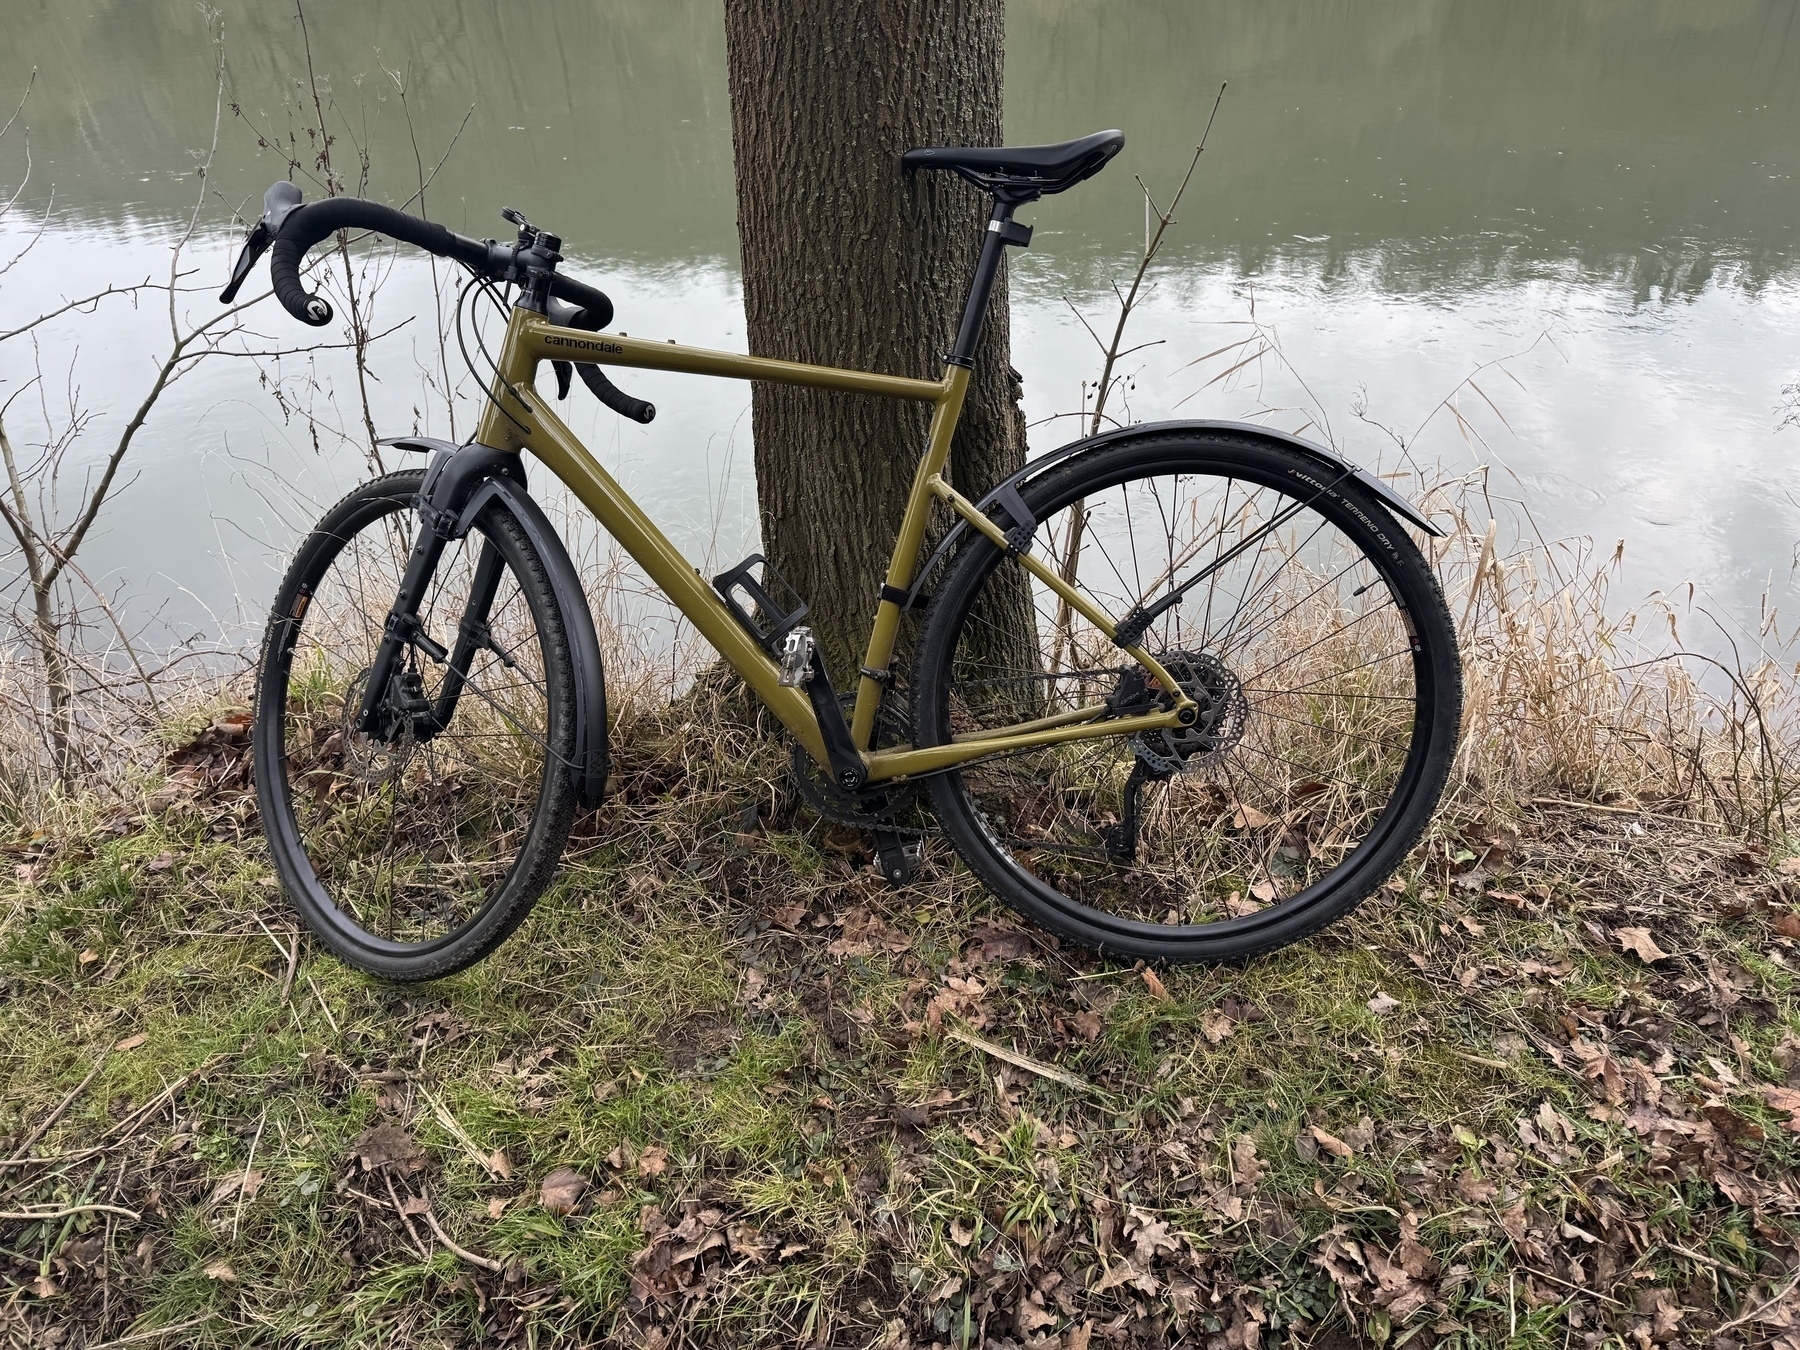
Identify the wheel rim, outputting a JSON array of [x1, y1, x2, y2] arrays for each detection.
[[930, 452, 1440, 938], [263, 487, 560, 956]]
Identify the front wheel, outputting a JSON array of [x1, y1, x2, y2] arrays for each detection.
[[912, 430, 1462, 963], [253, 471, 578, 981]]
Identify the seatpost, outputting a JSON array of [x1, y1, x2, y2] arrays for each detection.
[[947, 197, 1034, 368]]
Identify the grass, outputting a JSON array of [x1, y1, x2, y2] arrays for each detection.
[[2, 672, 1798, 1349]]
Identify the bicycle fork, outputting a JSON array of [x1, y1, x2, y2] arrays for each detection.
[[353, 454, 518, 744]]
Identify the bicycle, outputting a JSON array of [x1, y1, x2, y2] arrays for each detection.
[[221, 128, 1462, 982]]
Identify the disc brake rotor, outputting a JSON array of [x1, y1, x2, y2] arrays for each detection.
[[340, 667, 418, 785], [1126, 651, 1248, 777]]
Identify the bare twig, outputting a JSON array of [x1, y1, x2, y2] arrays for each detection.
[[382, 1173, 431, 1261], [421, 1199, 503, 1272], [0, 1202, 140, 1221], [0, 281, 158, 343], [945, 1027, 1096, 1093], [0, 1046, 109, 1168], [1049, 85, 1226, 673], [231, 1107, 267, 1240]]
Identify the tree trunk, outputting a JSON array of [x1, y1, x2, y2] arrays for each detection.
[[722, 0, 1032, 690]]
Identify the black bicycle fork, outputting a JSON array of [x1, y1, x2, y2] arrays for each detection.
[[353, 444, 526, 745]]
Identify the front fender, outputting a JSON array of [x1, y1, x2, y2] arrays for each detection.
[[904, 419, 1442, 609]]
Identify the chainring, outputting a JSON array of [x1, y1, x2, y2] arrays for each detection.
[[786, 689, 931, 836]]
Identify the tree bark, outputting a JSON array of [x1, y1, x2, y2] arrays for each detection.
[[722, 0, 1030, 687]]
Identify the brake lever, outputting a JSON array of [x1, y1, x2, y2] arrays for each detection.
[[543, 296, 655, 422], [220, 181, 305, 304]]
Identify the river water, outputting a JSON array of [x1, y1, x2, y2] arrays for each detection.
[[2, 0, 1798, 660]]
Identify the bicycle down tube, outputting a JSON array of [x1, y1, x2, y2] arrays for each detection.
[[475, 308, 1194, 785]]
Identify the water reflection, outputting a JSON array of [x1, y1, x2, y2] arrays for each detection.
[[1, 0, 1797, 650]]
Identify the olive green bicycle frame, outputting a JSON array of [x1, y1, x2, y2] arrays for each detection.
[[475, 308, 1193, 785]]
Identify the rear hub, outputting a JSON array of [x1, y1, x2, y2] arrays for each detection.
[[1112, 650, 1247, 778]]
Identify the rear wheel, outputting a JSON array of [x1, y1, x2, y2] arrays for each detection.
[[912, 431, 1461, 963], [253, 471, 577, 981]]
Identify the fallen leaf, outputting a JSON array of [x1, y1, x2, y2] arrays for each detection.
[[146, 851, 175, 873], [1141, 968, 1171, 1001], [1225, 890, 1264, 917], [1017, 1301, 1057, 1336], [1703, 1104, 1764, 1142], [539, 1166, 589, 1215], [30, 1274, 56, 1298], [1233, 802, 1275, 830], [637, 1145, 670, 1178], [895, 1104, 931, 1131], [1343, 1116, 1377, 1152], [113, 1032, 148, 1051], [768, 903, 806, 931], [1092, 1256, 1158, 1295], [1068, 1010, 1103, 1041], [203, 1260, 236, 1282], [1200, 1008, 1235, 1044], [206, 1168, 264, 1206], [1309, 1125, 1354, 1159], [1615, 926, 1669, 963], [1397, 1209, 1438, 1279], [826, 905, 911, 958], [487, 1149, 513, 1180], [1126, 1207, 1180, 1264], [966, 922, 1032, 964], [351, 1123, 425, 1175], [487, 1195, 513, 1220], [1454, 1169, 1498, 1203], [78, 948, 98, 966], [949, 1216, 976, 1247], [1230, 1133, 1265, 1187], [1757, 1085, 1800, 1133], [1773, 912, 1800, 939], [1367, 990, 1400, 1015], [1249, 878, 1281, 903]]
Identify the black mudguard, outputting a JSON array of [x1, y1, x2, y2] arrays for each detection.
[[389, 437, 609, 808], [903, 419, 1443, 609]]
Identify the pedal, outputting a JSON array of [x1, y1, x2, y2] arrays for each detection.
[[777, 626, 815, 687], [712, 553, 810, 654], [874, 830, 920, 887]]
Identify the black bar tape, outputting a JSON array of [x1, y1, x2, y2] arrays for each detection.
[[575, 363, 655, 424], [269, 198, 489, 326]]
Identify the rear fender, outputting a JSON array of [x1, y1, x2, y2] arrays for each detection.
[[904, 419, 1442, 609]]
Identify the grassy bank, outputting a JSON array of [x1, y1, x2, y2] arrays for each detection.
[[3, 676, 1799, 1349]]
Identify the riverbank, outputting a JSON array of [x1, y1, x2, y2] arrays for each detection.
[[3, 680, 1798, 1349]]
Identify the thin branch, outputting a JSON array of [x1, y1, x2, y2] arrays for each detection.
[[0, 281, 159, 344]]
